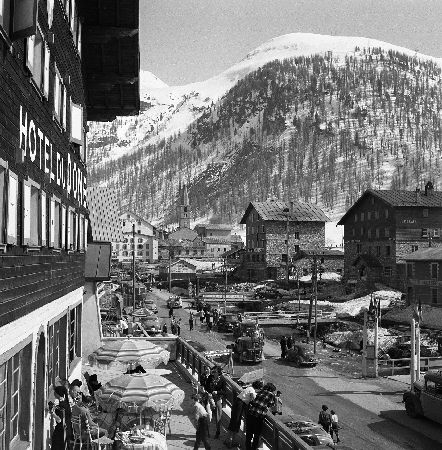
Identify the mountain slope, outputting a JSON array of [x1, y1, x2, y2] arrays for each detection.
[[87, 33, 442, 227]]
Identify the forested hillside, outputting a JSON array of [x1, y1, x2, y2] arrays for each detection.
[[88, 45, 442, 225]]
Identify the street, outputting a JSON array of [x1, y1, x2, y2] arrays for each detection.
[[149, 288, 442, 450]]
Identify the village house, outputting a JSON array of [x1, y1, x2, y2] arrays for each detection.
[[0, 0, 139, 448], [237, 200, 329, 281], [338, 183, 442, 290], [405, 248, 442, 306]]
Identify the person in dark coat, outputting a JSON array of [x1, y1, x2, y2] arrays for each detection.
[[206, 366, 226, 438], [50, 386, 68, 450], [286, 336, 293, 350], [280, 336, 287, 359], [169, 307, 174, 318]]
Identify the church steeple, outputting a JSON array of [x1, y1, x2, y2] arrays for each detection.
[[178, 184, 190, 229]]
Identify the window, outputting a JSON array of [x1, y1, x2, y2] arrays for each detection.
[[127, 214, 130, 219], [354, 214, 358, 222], [0, 165, 6, 244], [261, 225, 265, 233], [26, 26, 50, 97], [10, 353, 20, 442], [137, 251, 143, 256], [422, 229, 429, 238], [367, 211, 371, 220], [122, 221, 126, 226], [356, 243, 362, 253], [431, 263, 438, 279], [375, 211, 379, 219], [69, 305, 81, 363], [138, 238, 143, 243], [411, 245, 419, 252], [281, 254, 288, 262], [434, 229, 440, 238], [406, 263, 414, 278], [385, 227, 390, 238], [70, 101, 83, 145], [47, 321, 60, 390], [123, 251, 128, 257], [137, 229, 141, 234], [352, 228, 355, 237], [6, 171, 18, 244], [138, 221, 141, 225], [183, 206, 187, 212], [137, 244, 143, 250], [122, 244, 127, 250], [375, 228, 380, 238], [22, 182, 41, 247], [294, 231, 300, 239], [423, 209, 429, 217], [367, 229, 372, 238], [360, 212, 364, 221], [51, 200, 60, 248], [294, 244, 300, 253], [376, 246, 381, 256], [68, 210, 76, 250], [385, 245, 391, 256], [360, 226, 364, 236], [385, 209, 389, 219], [130, 238, 133, 243], [431, 288, 438, 304], [383, 266, 392, 276], [54, 67, 67, 128]]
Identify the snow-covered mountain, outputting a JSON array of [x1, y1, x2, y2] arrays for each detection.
[[88, 33, 442, 231]]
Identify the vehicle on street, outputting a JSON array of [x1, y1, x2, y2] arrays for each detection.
[[167, 295, 183, 309], [254, 286, 283, 299], [229, 337, 264, 363], [280, 414, 335, 447], [139, 316, 162, 335], [216, 313, 238, 333], [233, 320, 264, 340], [132, 307, 154, 318], [403, 371, 442, 424], [286, 344, 318, 368], [143, 299, 158, 314]]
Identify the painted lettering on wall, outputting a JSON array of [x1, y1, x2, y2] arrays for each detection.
[[19, 105, 86, 205]]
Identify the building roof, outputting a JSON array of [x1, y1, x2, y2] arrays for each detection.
[[338, 187, 442, 225], [222, 248, 246, 258], [169, 227, 198, 241], [172, 258, 223, 272], [202, 237, 232, 245], [239, 200, 329, 224], [404, 247, 442, 261], [230, 234, 243, 243], [298, 248, 344, 258], [120, 210, 155, 228], [195, 223, 232, 231]]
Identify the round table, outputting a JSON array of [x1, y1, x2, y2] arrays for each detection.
[[114, 430, 167, 450]]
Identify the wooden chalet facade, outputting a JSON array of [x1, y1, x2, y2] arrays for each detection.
[[0, 0, 139, 448], [237, 200, 328, 281], [338, 183, 442, 290], [405, 248, 442, 306]]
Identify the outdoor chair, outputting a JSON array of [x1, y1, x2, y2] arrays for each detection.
[[72, 415, 113, 449]]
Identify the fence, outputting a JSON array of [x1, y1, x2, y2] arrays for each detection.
[[379, 356, 442, 376], [201, 292, 255, 303], [175, 338, 313, 450]]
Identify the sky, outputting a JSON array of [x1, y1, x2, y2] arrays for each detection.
[[140, 0, 442, 86]]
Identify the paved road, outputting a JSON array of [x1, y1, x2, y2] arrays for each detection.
[[149, 289, 442, 450]]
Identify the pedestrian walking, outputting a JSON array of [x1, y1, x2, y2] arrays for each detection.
[[206, 366, 226, 439], [245, 383, 276, 450], [208, 313, 214, 332], [330, 410, 340, 443], [271, 391, 282, 415], [176, 319, 181, 336], [189, 312, 194, 331], [200, 309, 205, 324], [280, 336, 287, 359], [162, 323, 168, 334], [169, 307, 174, 318], [318, 404, 332, 434], [192, 394, 211, 450]]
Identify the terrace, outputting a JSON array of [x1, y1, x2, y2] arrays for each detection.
[[80, 335, 313, 450]]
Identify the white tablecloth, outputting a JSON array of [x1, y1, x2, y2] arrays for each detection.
[[116, 430, 167, 450]]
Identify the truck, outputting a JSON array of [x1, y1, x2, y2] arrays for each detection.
[[230, 337, 264, 364], [403, 371, 442, 424]]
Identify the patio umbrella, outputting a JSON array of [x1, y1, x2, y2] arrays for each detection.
[[95, 373, 185, 414], [88, 338, 170, 370]]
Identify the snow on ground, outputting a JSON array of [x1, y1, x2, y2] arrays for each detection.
[[383, 305, 442, 330], [325, 327, 399, 351]]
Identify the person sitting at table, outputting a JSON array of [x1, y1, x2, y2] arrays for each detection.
[[72, 396, 108, 440]]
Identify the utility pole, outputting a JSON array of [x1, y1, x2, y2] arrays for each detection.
[[168, 246, 172, 293], [284, 207, 290, 285], [224, 256, 228, 314], [132, 223, 136, 311], [313, 255, 318, 354]]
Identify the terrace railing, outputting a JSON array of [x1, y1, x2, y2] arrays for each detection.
[[176, 338, 313, 450], [379, 356, 442, 376]]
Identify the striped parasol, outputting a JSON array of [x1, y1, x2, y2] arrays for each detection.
[[88, 338, 170, 370], [95, 373, 185, 413]]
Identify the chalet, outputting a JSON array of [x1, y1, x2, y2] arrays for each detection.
[[337, 183, 442, 289], [237, 200, 329, 281], [405, 248, 442, 306], [194, 223, 232, 238], [0, 0, 139, 448], [158, 258, 223, 281]]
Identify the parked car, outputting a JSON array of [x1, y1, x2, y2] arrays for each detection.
[[139, 316, 162, 335], [286, 344, 318, 368], [229, 337, 264, 363], [143, 299, 158, 314], [254, 286, 283, 299], [403, 371, 442, 423], [280, 414, 335, 447], [216, 314, 238, 333], [167, 296, 183, 309]]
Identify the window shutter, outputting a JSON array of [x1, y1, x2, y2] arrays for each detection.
[[11, 0, 37, 40], [43, 44, 50, 98], [26, 35, 35, 72], [49, 198, 55, 247], [67, 209, 71, 250], [6, 172, 18, 244], [70, 0, 75, 32], [84, 218, 88, 250], [70, 102, 83, 144], [78, 213, 83, 249], [77, 21, 82, 55], [47, 0, 54, 28], [62, 86, 67, 128], [22, 182, 31, 245], [61, 205, 66, 249], [41, 191, 47, 246], [54, 71, 60, 118]]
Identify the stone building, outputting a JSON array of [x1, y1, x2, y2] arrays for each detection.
[[338, 183, 442, 290], [237, 200, 329, 281], [0, 0, 139, 448]]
